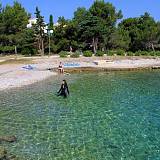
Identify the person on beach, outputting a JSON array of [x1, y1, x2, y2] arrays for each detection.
[[57, 80, 69, 98], [58, 62, 64, 74]]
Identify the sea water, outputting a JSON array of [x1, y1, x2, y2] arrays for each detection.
[[0, 71, 160, 160]]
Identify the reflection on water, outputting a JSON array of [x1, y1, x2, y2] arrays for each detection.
[[0, 71, 160, 160]]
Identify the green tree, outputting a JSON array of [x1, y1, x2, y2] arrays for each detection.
[[57, 16, 68, 27], [140, 13, 158, 51], [78, 14, 101, 53], [1, 1, 29, 34], [0, 1, 30, 54], [76, 0, 122, 53], [0, 2, 2, 13], [119, 12, 158, 51], [108, 28, 131, 50], [17, 28, 36, 55], [89, 0, 122, 26], [34, 7, 46, 55], [48, 14, 54, 30], [53, 16, 69, 52], [73, 7, 88, 24], [156, 22, 160, 50]]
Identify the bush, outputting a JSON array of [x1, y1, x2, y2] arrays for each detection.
[[139, 51, 160, 56], [106, 50, 125, 56], [116, 49, 125, 56], [127, 51, 134, 56], [83, 50, 93, 57], [154, 51, 160, 56], [141, 51, 148, 56], [149, 51, 155, 56], [135, 51, 141, 56], [95, 50, 104, 57], [134, 51, 149, 56], [106, 50, 114, 56], [59, 51, 68, 58], [70, 52, 80, 58]]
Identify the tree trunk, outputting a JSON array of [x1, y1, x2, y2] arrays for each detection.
[[38, 37, 41, 54], [95, 38, 98, 52], [151, 43, 155, 52], [92, 37, 98, 54], [41, 38, 44, 56]]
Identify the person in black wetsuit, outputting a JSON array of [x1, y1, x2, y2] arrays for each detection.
[[57, 80, 69, 98]]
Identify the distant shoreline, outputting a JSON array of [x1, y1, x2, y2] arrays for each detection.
[[63, 66, 160, 73], [0, 56, 160, 91]]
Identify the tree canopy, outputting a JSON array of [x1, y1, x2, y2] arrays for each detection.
[[0, 1, 30, 54], [119, 12, 159, 51], [0, 0, 160, 55]]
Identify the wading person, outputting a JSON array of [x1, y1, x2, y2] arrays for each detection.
[[57, 80, 69, 98]]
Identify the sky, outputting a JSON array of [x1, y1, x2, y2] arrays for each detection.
[[1, 0, 160, 23]]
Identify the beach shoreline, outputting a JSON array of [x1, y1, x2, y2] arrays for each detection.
[[0, 55, 160, 91]]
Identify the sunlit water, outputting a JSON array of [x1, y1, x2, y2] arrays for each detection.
[[0, 71, 160, 160]]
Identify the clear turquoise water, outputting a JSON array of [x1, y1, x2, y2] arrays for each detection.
[[0, 71, 160, 160]]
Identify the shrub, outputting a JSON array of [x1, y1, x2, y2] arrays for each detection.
[[95, 50, 104, 57], [70, 52, 80, 58], [106, 50, 114, 56], [83, 50, 93, 57], [149, 51, 155, 56], [143, 51, 160, 56], [135, 51, 141, 56], [105, 49, 125, 56], [155, 51, 160, 56], [127, 51, 134, 56], [140, 51, 148, 56], [116, 49, 125, 56], [59, 51, 68, 58], [135, 50, 150, 56]]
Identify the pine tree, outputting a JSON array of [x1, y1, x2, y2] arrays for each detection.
[[49, 14, 54, 30], [34, 7, 46, 55]]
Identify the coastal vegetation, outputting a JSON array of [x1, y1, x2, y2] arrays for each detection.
[[0, 0, 160, 56]]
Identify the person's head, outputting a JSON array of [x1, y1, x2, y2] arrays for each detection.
[[62, 79, 67, 85], [60, 62, 62, 64]]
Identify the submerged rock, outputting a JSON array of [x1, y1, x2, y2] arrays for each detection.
[[0, 147, 18, 160], [0, 135, 18, 160], [0, 146, 7, 159], [0, 136, 17, 143], [8, 154, 18, 160]]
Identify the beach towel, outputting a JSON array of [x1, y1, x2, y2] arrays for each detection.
[[22, 65, 35, 70]]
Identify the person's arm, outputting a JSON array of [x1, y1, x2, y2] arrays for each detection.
[[57, 85, 62, 94], [66, 85, 69, 95]]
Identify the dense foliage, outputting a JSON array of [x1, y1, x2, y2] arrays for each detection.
[[0, 0, 160, 56], [83, 50, 93, 57], [0, 1, 30, 54]]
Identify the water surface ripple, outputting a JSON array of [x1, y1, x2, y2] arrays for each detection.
[[0, 71, 160, 160]]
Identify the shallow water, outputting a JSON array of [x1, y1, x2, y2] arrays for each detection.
[[0, 71, 160, 160]]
